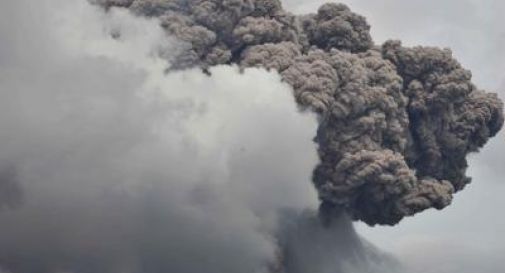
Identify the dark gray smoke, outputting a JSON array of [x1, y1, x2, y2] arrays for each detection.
[[98, 0, 503, 226], [0, 0, 502, 273]]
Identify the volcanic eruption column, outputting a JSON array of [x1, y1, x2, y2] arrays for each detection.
[[0, 0, 502, 272], [98, 0, 504, 225]]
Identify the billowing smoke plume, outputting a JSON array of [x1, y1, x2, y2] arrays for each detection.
[[98, 0, 503, 225], [0, 0, 502, 272], [0, 1, 325, 272]]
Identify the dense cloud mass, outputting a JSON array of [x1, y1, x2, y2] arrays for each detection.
[[99, 0, 503, 225], [0, 1, 405, 272], [0, 1, 326, 272], [1, 0, 503, 272]]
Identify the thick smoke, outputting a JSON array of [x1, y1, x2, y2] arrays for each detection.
[[98, 0, 503, 225], [1, 0, 503, 272], [0, 1, 329, 272]]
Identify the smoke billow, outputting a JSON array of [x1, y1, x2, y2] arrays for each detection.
[[98, 0, 503, 226], [0, 1, 323, 272], [0, 0, 502, 272]]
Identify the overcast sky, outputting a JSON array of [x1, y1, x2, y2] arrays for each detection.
[[284, 1, 505, 272]]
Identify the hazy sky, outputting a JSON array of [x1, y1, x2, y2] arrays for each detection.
[[284, 1, 505, 272]]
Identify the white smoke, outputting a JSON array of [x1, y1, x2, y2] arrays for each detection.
[[0, 1, 320, 272]]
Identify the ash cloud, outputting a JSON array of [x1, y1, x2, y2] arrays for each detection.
[[0, 1, 323, 272], [100, 0, 503, 225], [0, 0, 502, 272]]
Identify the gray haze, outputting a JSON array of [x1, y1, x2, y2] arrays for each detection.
[[0, 1, 321, 272]]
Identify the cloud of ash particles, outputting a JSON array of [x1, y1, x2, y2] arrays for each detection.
[[0, 0, 502, 273], [97, 0, 503, 226]]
